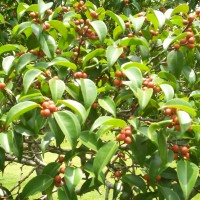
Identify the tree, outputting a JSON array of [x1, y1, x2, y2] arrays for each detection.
[[0, 0, 200, 199]]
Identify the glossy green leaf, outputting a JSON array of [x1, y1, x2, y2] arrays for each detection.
[[182, 65, 196, 84], [120, 37, 148, 48], [48, 57, 77, 70], [171, 4, 189, 15], [137, 88, 153, 110], [102, 118, 126, 128], [152, 9, 166, 29], [122, 66, 143, 88], [40, 33, 56, 58], [58, 100, 87, 124], [189, 90, 200, 99], [2, 56, 15, 75], [122, 61, 149, 72], [15, 53, 37, 73], [0, 44, 25, 55], [21, 174, 53, 199], [105, 10, 125, 32], [54, 111, 81, 149], [16, 3, 29, 20], [0, 13, 5, 23], [160, 84, 174, 101], [38, 0, 53, 19], [83, 48, 105, 67], [58, 187, 70, 200], [129, 16, 145, 33], [159, 186, 180, 200], [90, 21, 107, 43], [162, 98, 196, 116], [13, 21, 32, 35], [98, 96, 116, 117], [90, 116, 113, 132], [93, 141, 118, 176], [177, 110, 191, 133], [106, 46, 123, 68], [42, 162, 61, 178], [0, 147, 5, 171], [48, 20, 68, 39], [6, 101, 40, 128], [177, 160, 198, 200], [80, 79, 97, 109], [23, 69, 42, 94], [49, 79, 65, 102]]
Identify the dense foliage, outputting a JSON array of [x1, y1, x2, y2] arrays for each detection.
[[0, 0, 200, 199]]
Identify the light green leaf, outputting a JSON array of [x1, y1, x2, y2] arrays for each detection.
[[177, 110, 191, 133], [93, 141, 118, 176], [0, 44, 25, 55], [0, 13, 5, 23], [80, 79, 97, 109], [90, 21, 107, 43], [14, 21, 32, 35], [153, 10, 166, 29], [98, 96, 116, 117], [122, 61, 149, 72], [159, 186, 180, 200], [129, 16, 145, 33], [161, 98, 196, 116], [21, 174, 53, 199], [105, 10, 125, 32], [38, 0, 53, 19], [106, 46, 123, 68], [17, 3, 29, 21], [171, 4, 189, 15], [160, 84, 174, 101], [57, 100, 87, 124], [54, 111, 81, 149], [48, 57, 77, 70], [177, 160, 198, 200], [23, 69, 42, 94], [90, 116, 113, 132], [6, 101, 40, 128], [120, 37, 148, 47], [137, 88, 153, 110], [2, 56, 15, 75], [182, 65, 196, 84], [15, 53, 37, 73], [189, 90, 200, 99], [49, 79, 65, 102]]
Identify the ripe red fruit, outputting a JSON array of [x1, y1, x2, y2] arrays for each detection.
[[90, 11, 98, 18], [74, 72, 83, 79], [54, 175, 62, 183], [78, 1, 85, 7], [171, 144, 179, 153], [153, 86, 160, 93], [171, 115, 179, 124], [58, 156, 65, 163], [174, 43, 180, 50], [184, 152, 190, 159], [115, 71, 122, 78], [92, 102, 98, 109], [56, 49, 62, 54], [42, 101, 50, 109], [60, 167, 66, 174], [182, 19, 189, 25], [125, 22, 130, 28], [125, 129, 132, 137], [164, 108, 172, 116], [186, 32, 194, 39], [180, 38, 187, 45], [29, 12, 36, 18], [180, 146, 189, 155], [114, 171, 122, 177], [46, 9, 52, 15], [147, 81, 154, 88], [174, 153, 178, 160], [124, 136, 132, 144], [40, 109, 51, 117], [62, 6, 69, 12], [0, 83, 6, 90], [143, 174, 149, 180], [187, 13, 195, 22], [113, 79, 121, 86], [187, 43, 195, 49], [174, 124, 181, 131], [116, 134, 126, 141], [188, 37, 195, 44], [156, 175, 161, 181], [82, 72, 88, 79], [49, 104, 58, 112]]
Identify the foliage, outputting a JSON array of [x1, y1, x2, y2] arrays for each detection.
[[0, 0, 200, 199]]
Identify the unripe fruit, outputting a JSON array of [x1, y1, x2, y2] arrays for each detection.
[[124, 136, 132, 144], [0, 83, 6, 90], [156, 175, 161, 181], [116, 134, 126, 141], [171, 144, 179, 153], [180, 146, 189, 155]]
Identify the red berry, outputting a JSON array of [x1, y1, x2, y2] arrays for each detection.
[[42, 101, 50, 109], [114, 171, 122, 177], [174, 43, 180, 50], [40, 109, 51, 117], [180, 146, 189, 155], [29, 12, 36, 18], [143, 174, 149, 180], [113, 79, 121, 86], [164, 108, 172, 116], [115, 71, 122, 78], [90, 11, 98, 18], [174, 153, 179, 160], [187, 43, 195, 49], [188, 37, 195, 44], [49, 104, 58, 112], [124, 136, 132, 144], [171, 144, 179, 153], [60, 167, 66, 174], [147, 81, 154, 88], [174, 124, 181, 131], [54, 175, 62, 183], [171, 115, 179, 124], [82, 72, 88, 79], [184, 152, 190, 159], [125, 129, 132, 137], [0, 83, 6, 90], [188, 13, 195, 22], [182, 19, 189, 25], [153, 86, 160, 93], [58, 156, 65, 163], [116, 134, 126, 141], [156, 175, 161, 181]]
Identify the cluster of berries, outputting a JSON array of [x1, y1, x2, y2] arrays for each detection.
[[116, 126, 132, 144], [171, 144, 190, 160], [40, 100, 58, 117], [142, 77, 160, 93], [113, 70, 126, 88]]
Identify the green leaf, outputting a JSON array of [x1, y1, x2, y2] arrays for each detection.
[[182, 65, 196, 84], [83, 48, 105, 67], [6, 101, 40, 128], [177, 110, 191, 133], [137, 88, 153, 110], [0, 13, 5, 23], [80, 79, 97, 110], [152, 9, 166, 29], [54, 111, 81, 149], [160, 84, 174, 101], [105, 10, 125, 32], [120, 37, 148, 48], [159, 186, 180, 200], [129, 16, 145, 33], [177, 160, 198, 200], [40, 33, 56, 58], [161, 98, 196, 116], [106, 46, 123, 68], [23, 69, 42, 94], [90, 116, 113, 132], [57, 100, 87, 124], [0, 44, 25, 55], [21, 174, 53, 199], [121, 66, 143, 88], [42, 162, 61, 178], [90, 21, 107, 43], [93, 141, 118, 176], [98, 96, 116, 117], [48, 57, 77, 70], [171, 4, 189, 15], [0, 147, 5, 171], [102, 118, 126, 128], [49, 79, 65, 102], [167, 50, 185, 78], [122, 174, 146, 193], [48, 20, 68, 39], [15, 53, 37, 73], [16, 3, 29, 20], [14, 21, 32, 35], [2, 56, 15, 75], [38, 0, 53, 19], [189, 90, 200, 99]]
